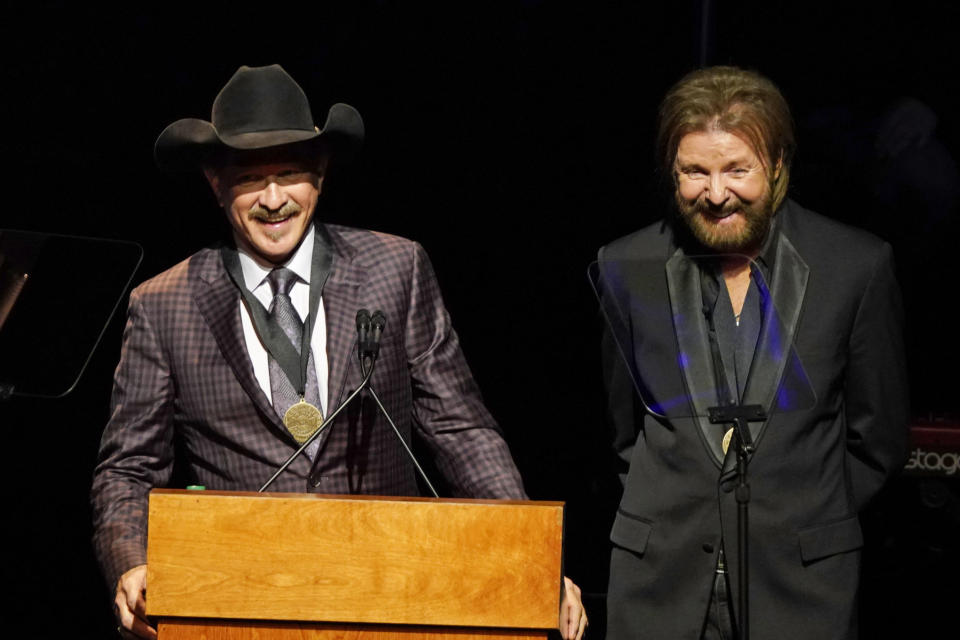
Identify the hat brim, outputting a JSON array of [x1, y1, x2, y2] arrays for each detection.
[[154, 102, 364, 171]]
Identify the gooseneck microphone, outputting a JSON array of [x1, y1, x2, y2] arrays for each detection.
[[357, 308, 379, 374], [369, 310, 385, 350], [359, 311, 440, 498], [356, 308, 371, 349]]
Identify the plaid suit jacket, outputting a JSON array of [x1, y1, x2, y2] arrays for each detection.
[[91, 224, 525, 589]]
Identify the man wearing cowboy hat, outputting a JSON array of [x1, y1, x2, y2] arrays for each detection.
[[91, 64, 587, 640]]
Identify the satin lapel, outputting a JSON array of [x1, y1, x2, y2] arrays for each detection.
[[316, 248, 369, 455], [721, 233, 809, 475], [191, 254, 285, 433], [665, 250, 726, 467]]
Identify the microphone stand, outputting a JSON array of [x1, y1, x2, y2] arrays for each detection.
[[359, 310, 440, 498], [261, 309, 441, 497], [364, 383, 439, 498], [707, 402, 765, 640], [259, 364, 376, 492]]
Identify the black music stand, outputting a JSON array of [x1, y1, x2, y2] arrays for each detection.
[[0, 229, 142, 400]]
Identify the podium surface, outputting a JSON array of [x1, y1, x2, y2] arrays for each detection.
[[147, 490, 565, 639]]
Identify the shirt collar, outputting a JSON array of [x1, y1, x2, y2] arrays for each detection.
[[237, 225, 315, 293]]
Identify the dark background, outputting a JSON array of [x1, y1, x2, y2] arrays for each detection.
[[2, 2, 958, 637]]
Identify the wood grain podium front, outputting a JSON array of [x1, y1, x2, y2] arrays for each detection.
[[146, 490, 565, 639]]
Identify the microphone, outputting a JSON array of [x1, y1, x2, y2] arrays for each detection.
[[357, 309, 377, 375], [356, 309, 371, 360], [356, 311, 440, 498], [369, 310, 385, 357], [358, 309, 385, 375], [259, 308, 379, 492]]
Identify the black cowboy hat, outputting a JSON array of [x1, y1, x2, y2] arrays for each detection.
[[154, 64, 364, 171]]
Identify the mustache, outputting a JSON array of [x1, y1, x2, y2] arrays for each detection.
[[688, 195, 744, 218], [247, 201, 302, 222]]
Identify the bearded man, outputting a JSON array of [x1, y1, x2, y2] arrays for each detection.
[[596, 66, 908, 639]]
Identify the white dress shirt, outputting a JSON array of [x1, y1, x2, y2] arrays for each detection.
[[236, 225, 330, 417]]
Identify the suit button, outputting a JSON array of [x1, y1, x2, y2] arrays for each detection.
[[721, 480, 735, 493], [702, 543, 715, 553]]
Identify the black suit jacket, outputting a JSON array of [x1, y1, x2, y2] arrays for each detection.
[[598, 201, 908, 640]]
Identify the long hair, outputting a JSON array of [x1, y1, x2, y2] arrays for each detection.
[[657, 66, 795, 211]]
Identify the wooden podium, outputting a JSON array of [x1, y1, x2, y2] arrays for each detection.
[[146, 490, 565, 639]]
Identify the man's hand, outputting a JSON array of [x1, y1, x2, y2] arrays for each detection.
[[114, 567, 585, 640], [115, 564, 157, 639], [560, 576, 588, 640]]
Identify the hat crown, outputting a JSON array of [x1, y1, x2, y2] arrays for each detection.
[[154, 64, 364, 171], [211, 64, 315, 136]]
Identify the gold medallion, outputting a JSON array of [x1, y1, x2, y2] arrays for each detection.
[[722, 428, 734, 455], [283, 399, 323, 444]]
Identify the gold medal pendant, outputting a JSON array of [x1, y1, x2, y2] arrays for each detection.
[[283, 399, 323, 444], [722, 428, 734, 455]]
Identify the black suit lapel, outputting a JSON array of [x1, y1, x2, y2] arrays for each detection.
[[665, 250, 727, 467], [721, 232, 810, 475], [191, 252, 308, 455], [314, 232, 369, 458]]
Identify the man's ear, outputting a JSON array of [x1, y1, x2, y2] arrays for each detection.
[[203, 167, 223, 203], [315, 155, 331, 191], [670, 156, 681, 187], [317, 154, 331, 175]]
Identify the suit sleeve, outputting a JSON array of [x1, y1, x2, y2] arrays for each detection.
[[844, 242, 909, 510], [602, 320, 643, 487], [90, 289, 176, 590], [595, 245, 645, 487], [402, 242, 527, 499]]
